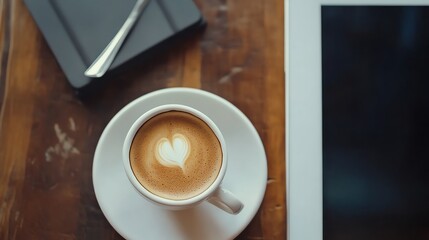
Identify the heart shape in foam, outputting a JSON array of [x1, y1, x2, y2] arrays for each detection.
[[155, 133, 190, 169]]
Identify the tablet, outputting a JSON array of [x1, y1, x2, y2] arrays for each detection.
[[287, 1, 429, 239]]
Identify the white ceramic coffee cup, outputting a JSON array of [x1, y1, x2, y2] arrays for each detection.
[[122, 104, 243, 214]]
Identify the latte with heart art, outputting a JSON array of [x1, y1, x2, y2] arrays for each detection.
[[129, 111, 222, 200], [155, 133, 190, 169]]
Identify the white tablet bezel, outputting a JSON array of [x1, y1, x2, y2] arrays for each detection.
[[286, 1, 429, 239]]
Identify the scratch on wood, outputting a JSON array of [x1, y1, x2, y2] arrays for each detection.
[[0, 185, 16, 237], [219, 5, 228, 12], [54, 124, 66, 142], [68, 117, 76, 131], [45, 146, 55, 162], [219, 67, 243, 84], [86, 205, 102, 214], [265, 204, 284, 213], [45, 123, 80, 162], [14, 210, 19, 221], [267, 178, 277, 184], [49, 183, 58, 190], [87, 124, 93, 136]]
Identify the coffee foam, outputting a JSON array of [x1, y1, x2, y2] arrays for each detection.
[[129, 111, 222, 200], [155, 133, 190, 169]]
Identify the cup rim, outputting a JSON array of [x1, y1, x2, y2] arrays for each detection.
[[122, 104, 227, 207]]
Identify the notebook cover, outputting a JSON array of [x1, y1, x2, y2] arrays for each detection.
[[24, 0, 204, 93]]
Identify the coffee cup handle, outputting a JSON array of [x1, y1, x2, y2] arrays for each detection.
[[207, 187, 243, 214]]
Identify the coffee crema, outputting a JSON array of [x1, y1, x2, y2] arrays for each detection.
[[129, 111, 222, 200]]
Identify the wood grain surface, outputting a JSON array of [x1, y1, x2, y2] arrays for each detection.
[[0, 0, 285, 239]]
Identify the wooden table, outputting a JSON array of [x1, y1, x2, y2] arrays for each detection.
[[0, 0, 285, 239]]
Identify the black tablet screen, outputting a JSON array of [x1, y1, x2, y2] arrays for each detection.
[[322, 6, 429, 240]]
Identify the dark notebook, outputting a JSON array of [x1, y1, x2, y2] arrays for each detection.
[[24, 0, 204, 94]]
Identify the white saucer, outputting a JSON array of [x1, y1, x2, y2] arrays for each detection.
[[93, 88, 267, 240]]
